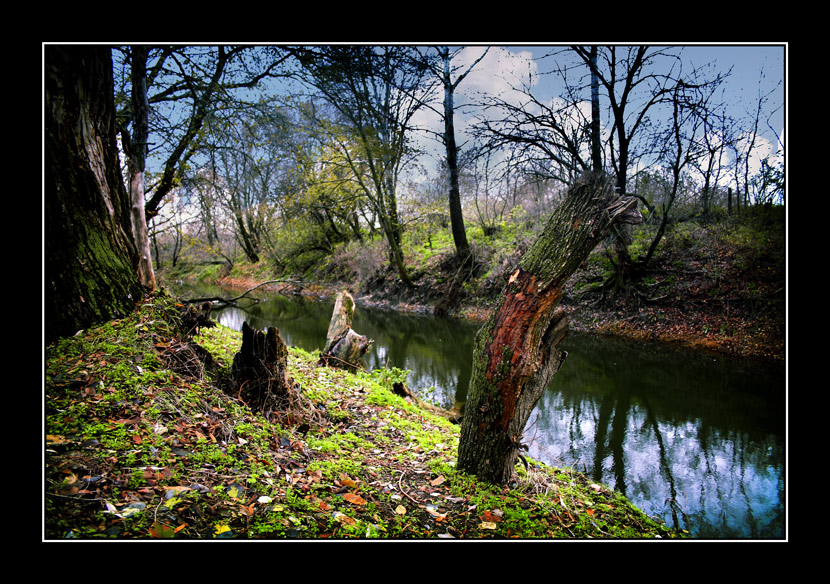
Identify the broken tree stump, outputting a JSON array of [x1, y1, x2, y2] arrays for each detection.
[[179, 300, 216, 337], [318, 291, 372, 370], [231, 321, 294, 413]]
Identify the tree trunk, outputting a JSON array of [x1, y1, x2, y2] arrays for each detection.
[[456, 171, 641, 485], [127, 45, 156, 290], [590, 46, 603, 172], [443, 55, 470, 258], [319, 291, 372, 369], [231, 321, 293, 413], [45, 45, 147, 344]]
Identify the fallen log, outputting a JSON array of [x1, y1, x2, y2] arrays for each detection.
[[318, 290, 372, 370]]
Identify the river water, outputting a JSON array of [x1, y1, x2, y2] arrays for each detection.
[[168, 281, 786, 539]]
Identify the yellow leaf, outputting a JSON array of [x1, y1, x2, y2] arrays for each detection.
[[480, 521, 497, 530], [395, 505, 407, 515], [213, 524, 232, 538]]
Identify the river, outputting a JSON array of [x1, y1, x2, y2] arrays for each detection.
[[168, 280, 786, 539]]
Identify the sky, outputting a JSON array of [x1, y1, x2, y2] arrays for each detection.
[[409, 43, 785, 189]]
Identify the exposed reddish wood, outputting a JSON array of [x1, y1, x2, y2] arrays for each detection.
[[457, 170, 641, 485], [483, 268, 565, 430]]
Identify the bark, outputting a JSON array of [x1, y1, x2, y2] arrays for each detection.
[[319, 291, 372, 369], [442, 53, 470, 258], [231, 321, 293, 413], [456, 171, 641, 485], [45, 45, 147, 343], [127, 45, 156, 289], [590, 46, 602, 172]]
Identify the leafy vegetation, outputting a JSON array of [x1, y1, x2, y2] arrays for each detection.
[[45, 290, 683, 539]]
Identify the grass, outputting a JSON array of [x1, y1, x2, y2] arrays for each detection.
[[45, 289, 685, 540]]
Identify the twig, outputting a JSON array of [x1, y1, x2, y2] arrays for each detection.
[[397, 470, 419, 505]]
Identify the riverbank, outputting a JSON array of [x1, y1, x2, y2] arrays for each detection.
[[45, 290, 684, 539], [163, 206, 785, 364], [205, 257, 784, 365]]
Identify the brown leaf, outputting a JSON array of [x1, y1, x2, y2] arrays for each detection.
[[343, 493, 366, 505]]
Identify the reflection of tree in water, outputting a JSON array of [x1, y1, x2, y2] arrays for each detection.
[[529, 332, 784, 538], [355, 308, 477, 410], [640, 392, 689, 532]]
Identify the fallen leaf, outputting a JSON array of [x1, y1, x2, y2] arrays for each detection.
[[343, 493, 367, 505], [333, 512, 356, 525], [213, 524, 232, 538], [430, 475, 445, 487], [149, 521, 176, 538], [395, 505, 407, 515], [480, 521, 497, 530], [104, 501, 146, 519], [481, 510, 502, 523]]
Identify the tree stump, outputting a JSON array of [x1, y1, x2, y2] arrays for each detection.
[[179, 301, 215, 337], [231, 321, 293, 413], [318, 291, 372, 369]]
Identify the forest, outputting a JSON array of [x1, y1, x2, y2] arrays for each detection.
[[44, 44, 786, 540]]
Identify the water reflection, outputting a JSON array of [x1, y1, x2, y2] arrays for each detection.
[[529, 334, 785, 539], [167, 282, 785, 538]]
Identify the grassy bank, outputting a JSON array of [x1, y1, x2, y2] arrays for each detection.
[[45, 290, 683, 539]]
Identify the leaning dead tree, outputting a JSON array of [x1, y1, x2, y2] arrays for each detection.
[[231, 321, 294, 414], [456, 171, 642, 485], [318, 291, 372, 370]]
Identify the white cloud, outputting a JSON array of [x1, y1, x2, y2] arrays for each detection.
[[408, 47, 539, 174], [454, 46, 538, 103]]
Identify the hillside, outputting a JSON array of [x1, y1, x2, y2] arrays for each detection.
[[44, 291, 683, 539]]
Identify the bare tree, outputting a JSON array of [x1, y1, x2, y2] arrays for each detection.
[[118, 46, 156, 289], [418, 46, 491, 259], [113, 46, 292, 222]]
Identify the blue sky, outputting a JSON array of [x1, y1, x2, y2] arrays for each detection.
[[409, 43, 785, 189]]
